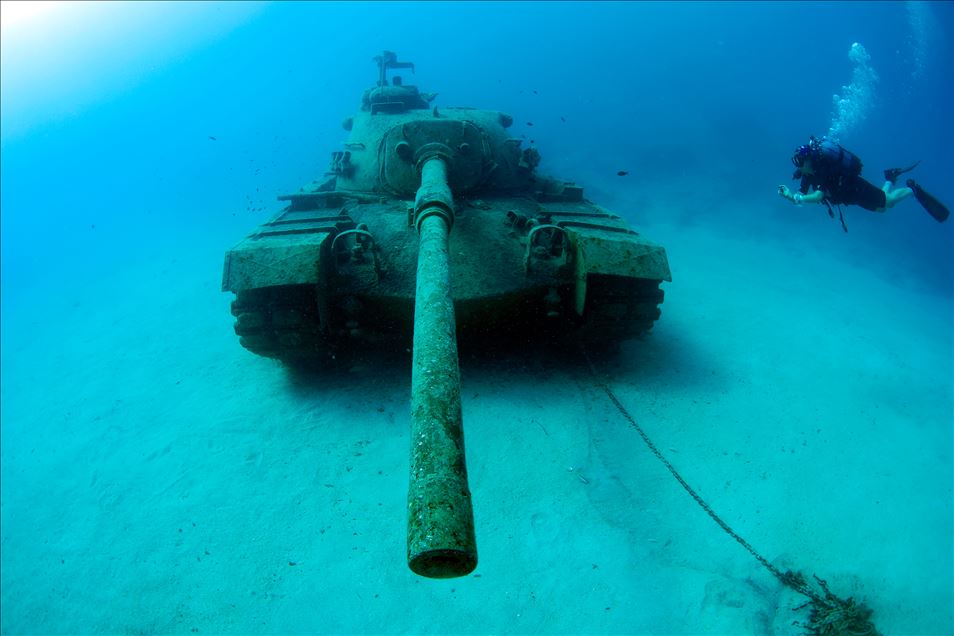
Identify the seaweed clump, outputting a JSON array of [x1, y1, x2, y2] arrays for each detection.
[[786, 571, 881, 636]]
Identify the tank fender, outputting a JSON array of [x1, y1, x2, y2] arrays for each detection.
[[569, 230, 671, 315]]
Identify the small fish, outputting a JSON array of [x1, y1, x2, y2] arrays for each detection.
[[530, 140, 535, 144], [526, 121, 534, 126], [208, 136, 217, 141], [532, 89, 538, 94], [560, 116, 566, 122], [617, 170, 629, 176]]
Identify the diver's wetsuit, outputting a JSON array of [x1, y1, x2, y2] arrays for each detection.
[[799, 168, 886, 211]]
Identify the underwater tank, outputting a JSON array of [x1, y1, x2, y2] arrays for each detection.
[[222, 51, 671, 578]]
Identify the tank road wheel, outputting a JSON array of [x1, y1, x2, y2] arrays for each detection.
[[229, 285, 328, 365]]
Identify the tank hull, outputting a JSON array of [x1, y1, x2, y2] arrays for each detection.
[[223, 186, 670, 364]]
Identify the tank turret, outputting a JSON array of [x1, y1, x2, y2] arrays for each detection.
[[336, 50, 538, 197], [222, 51, 671, 579]]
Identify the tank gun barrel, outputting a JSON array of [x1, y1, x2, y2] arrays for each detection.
[[406, 155, 478, 578]]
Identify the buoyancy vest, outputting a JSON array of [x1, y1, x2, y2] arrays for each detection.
[[814, 139, 863, 177]]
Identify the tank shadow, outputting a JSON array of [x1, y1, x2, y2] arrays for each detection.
[[457, 323, 726, 396], [279, 319, 723, 399]]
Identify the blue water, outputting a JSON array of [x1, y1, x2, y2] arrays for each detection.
[[2, 2, 952, 634], [2, 1, 953, 298]]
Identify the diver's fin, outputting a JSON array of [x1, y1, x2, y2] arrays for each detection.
[[884, 160, 921, 184], [907, 179, 950, 223]]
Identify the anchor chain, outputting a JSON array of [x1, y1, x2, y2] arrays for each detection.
[[581, 346, 882, 636]]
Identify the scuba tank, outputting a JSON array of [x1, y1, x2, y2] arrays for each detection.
[[814, 138, 863, 177]]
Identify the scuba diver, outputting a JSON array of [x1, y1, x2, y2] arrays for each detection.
[[778, 136, 950, 231]]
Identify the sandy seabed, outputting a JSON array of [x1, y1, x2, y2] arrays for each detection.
[[1, 218, 951, 635]]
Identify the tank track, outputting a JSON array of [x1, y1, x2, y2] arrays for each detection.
[[230, 285, 328, 363], [230, 277, 664, 365], [580, 276, 665, 341]]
